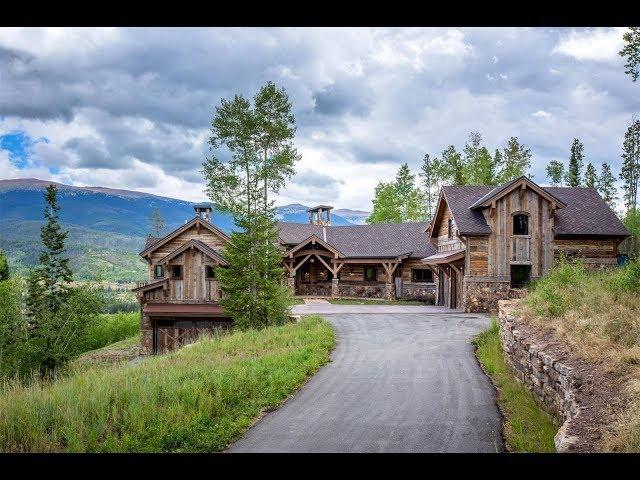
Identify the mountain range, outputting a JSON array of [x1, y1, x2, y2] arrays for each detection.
[[0, 178, 369, 282]]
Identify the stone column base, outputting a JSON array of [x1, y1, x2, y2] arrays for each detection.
[[331, 279, 339, 298], [384, 283, 396, 301], [287, 276, 295, 293]]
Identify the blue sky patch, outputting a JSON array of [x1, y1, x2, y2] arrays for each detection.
[[0, 131, 49, 169]]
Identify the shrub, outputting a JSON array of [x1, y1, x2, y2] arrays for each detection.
[[83, 312, 140, 352]]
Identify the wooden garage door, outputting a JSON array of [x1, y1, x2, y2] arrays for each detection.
[[154, 318, 232, 354]]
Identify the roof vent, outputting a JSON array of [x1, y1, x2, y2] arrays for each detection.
[[322, 226, 327, 242]]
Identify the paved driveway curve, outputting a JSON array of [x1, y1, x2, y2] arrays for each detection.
[[229, 311, 503, 453]]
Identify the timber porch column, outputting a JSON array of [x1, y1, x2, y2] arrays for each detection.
[[382, 260, 399, 301]]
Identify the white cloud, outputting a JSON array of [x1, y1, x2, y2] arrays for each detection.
[[552, 28, 625, 62], [532, 110, 551, 118]]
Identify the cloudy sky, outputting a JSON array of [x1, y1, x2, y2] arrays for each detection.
[[0, 27, 637, 210]]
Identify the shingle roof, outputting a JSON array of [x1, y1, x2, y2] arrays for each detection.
[[277, 222, 436, 258], [442, 186, 494, 235], [441, 184, 629, 237], [546, 187, 629, 236]]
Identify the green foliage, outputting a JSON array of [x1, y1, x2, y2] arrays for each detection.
[[0, 278, 27, 379], [149, 208, 165, 238], [598, 162, 619, 209], [436, 144, 465, 185], [203, 82, 299, 329], [216, 213, 292, 329], [584, 162, 598, 188], [0, 316, 335, 452], [419, 153, 439, 220], [620, 119, 640, 211], [0, 250, 9, 280], [565, 138, 584, 187], [619, 27, 640, 82], [367, 163, 426, 223], [463, 131, 497, 185], [473, 319, 558, 452], [497, 137, 532, 183], [546, 160, 565, 186], [83, 312, 140, 352]]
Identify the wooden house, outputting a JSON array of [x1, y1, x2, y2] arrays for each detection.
[[423, 176, 630, 312]]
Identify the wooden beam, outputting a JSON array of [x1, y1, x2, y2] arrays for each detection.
[[287, 249, 334, 258], [314, 253, 335, 274], [291, 254, 311, 273]]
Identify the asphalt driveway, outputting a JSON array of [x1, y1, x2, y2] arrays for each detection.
[[229, 310, 503, 453]]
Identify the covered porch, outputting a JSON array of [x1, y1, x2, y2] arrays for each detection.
[[422, 249, 465, 309], [282, 235, 405, 300]]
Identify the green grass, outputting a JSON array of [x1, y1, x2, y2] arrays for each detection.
[[327, 298, 428, 305], [0, 315, 335, 452], [473, 318, 558, 452]]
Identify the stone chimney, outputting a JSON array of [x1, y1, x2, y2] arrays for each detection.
[[307, 205, 333, 226], [193, 203, 213, 223]]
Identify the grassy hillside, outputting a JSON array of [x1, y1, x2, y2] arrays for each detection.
[[0, 316, 335, 452], [520, 259, 640, 451]]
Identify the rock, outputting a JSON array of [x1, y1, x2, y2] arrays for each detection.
[[554, 420, 580, 452]]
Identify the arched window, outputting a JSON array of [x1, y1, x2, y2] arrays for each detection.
[[513, 214, 529, 235]]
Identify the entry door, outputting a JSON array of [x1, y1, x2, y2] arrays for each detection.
[[450, 269, 457, 309], [437, 271, 445, 306]]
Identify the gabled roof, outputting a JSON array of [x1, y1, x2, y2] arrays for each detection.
[[284, 234, 345, 258], [140, 216, 230, 257], [157, 238, 227, 266], [469, 176, 567, 210], [277, 221, 435, 259], [438, 182, 629, 237]]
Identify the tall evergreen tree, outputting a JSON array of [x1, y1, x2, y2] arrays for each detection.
[[202, 83, 294, 328], [619, 27, 640, 83], [546, 160, 565, 186], [0, 250, 9, 281], [149, 208, 166, 238], [598, 162, 619, 209], [620, 119, 640, 211], [565, 138, 584, 187], [497, 137, 532, 183], [26, 184, 73, 318], [419, 153, 439, 220], [584, 163, 598, 188]]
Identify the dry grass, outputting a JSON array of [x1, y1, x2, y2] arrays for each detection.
[[520, 259, 640, 451]]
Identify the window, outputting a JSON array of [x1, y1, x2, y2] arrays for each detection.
[[447, 218, 453, 240], [171, 265, 183, 279], [154, 264, 164, 278], [364, 266, 377, 281], [510, 264, 531, 288], [513, 214, 529, 235], [412, 268, 433, 283], [205, 265, 215, 279]]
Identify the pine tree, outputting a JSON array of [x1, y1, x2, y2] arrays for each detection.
[[584, 163, 598, 188], [498, 137, 532, 183], [565, 138, 584, 187], [419, 153, 439, 220], [149, 208, 165, 238], [598, 162, 618, 209], [546, 160, 565, 186], [619, 27, 640, 83], [0, 250, 9, 281], [620, 119, 640, 211], [26, 184, 73, 317]]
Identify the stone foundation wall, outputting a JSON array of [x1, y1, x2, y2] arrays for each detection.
[[401, 283, 436, 303], [497, 300, 581, 451], [338, 283, 386, 298], [297, 282, 332, 296], [463, 277, 526, 313], [140, 313, 153, 355]]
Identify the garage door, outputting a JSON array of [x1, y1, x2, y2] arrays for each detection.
[[154, 318, 232, 354]]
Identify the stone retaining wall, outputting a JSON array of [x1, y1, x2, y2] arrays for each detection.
[[338, 283, 386, 298], [464, 278, 527, 313], [497, 300, 581, 452]]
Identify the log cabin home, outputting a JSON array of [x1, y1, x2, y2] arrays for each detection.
[[133, 176, 629, 354], [133, 204, 437, 353], [423, 176, 630, 312]]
